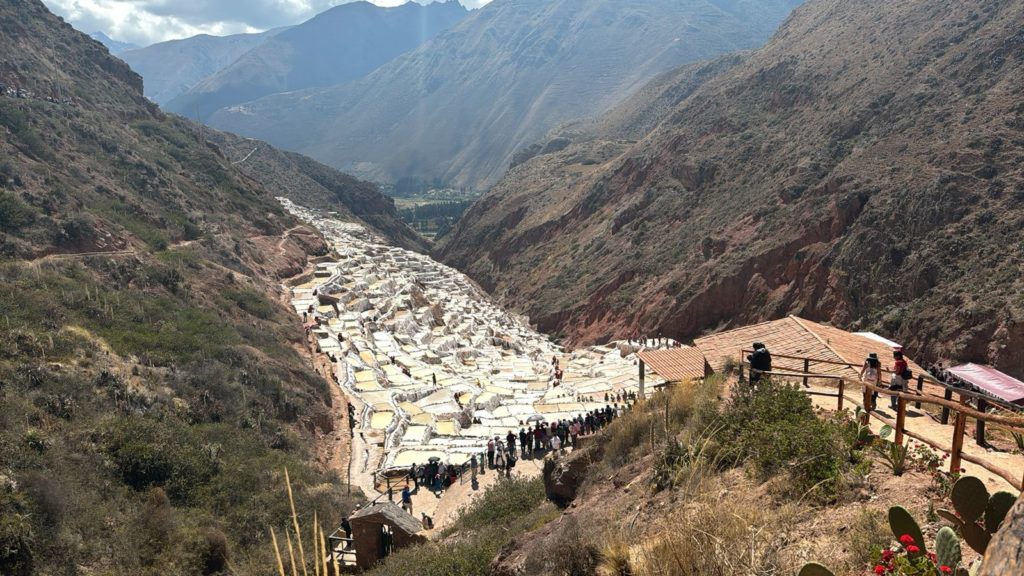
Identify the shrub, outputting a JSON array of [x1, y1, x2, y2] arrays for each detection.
[[454, 476, 546, 533], [0, 191, 36, 232], [720, 379, 845, 501], [368, 536, 499, 576], [102, 417, 220, 503]]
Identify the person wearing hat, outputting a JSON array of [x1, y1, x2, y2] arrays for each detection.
[[747, 342, 772, 385], [860, 352, 882, 410]]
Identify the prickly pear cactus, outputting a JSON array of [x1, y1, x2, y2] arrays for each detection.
[[797, 562, 836, 576], [935, 526, 962, 569], [985, 491, 1017, 533], [889, 505, 927, 555], [941, 475, 1018, 554], [950, 476, 989, 522]]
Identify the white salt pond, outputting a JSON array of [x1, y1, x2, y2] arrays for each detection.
[[280, 199, 664, 486]]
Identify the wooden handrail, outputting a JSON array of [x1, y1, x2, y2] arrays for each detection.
[[743, 358, 1024, 490], [861, 382, 1024, 429], [741, 349, 943, 384], [745, 348, 1024, 409]]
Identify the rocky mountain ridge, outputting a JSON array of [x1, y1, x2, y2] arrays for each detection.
[[439, 0, 1024, 376]]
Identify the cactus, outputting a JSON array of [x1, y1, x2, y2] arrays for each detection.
[[984, 490, 1016, 533], [797, 562, 836, 576], [888, 505, 927, 555], [938, 475, 1019, 554], [934, 526, 961, 569], [950, 476, 988, 522]]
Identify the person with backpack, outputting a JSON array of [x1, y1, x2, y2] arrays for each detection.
[[747, 342, 772, 385], [889, 348, 911, 410], [487, 437, 495, 468], [860, 352, 882, 410]]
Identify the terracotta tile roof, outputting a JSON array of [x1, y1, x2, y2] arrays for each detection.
[[637, 347, 708, 383], [794, 317, 927, 377], [694, 316, 854, 377], [694, 315, 928, 382]]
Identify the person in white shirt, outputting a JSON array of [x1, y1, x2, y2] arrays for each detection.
[[550, 434, 562, 456]]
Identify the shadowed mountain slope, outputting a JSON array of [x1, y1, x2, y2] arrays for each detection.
[[438, 0, 1024, 375], [166, 0, 468, 121], [120, 28, 287, 105], [209, 0, 802, 189]]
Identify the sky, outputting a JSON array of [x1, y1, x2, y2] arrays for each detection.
[[41, 0, 492, 47]]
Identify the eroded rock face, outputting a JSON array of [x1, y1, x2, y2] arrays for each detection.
[[439, 0, 1024, 376], [543, 445, 599, 506]]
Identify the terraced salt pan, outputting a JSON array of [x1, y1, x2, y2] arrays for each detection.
[[280, 199, 664, 482]]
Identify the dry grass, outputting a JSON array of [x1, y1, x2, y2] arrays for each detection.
[[270, 468, 340, 576], [597, 487, 797, 576]]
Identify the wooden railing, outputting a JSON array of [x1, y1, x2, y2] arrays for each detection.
[[739, 356, 1024, 491]]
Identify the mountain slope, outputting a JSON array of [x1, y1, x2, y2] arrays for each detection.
[[210, 131, 429, 252], [209, 0, 802, 189], [438, 0, 1024, 375], [0, 2, 386, 574], [166, 0, 468, 120], [120, 28, 286, 105]]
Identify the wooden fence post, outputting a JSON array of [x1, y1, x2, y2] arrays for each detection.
[[803, 358, 809, 388], [837, 378, 845, 411], [895, 397, 907, 446], [941, 388, 953, 425], [915, 375, 924, 409], [950, 409, 967, 475], [976, 398, 988, 447]]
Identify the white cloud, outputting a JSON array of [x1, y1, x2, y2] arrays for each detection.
[[41, 0, 492, 47]]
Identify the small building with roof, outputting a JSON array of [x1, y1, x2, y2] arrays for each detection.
[[349, 501, 427, 569], [636, 347, 710, 396]]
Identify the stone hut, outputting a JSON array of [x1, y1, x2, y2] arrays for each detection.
[[349, 501, 427, 569]]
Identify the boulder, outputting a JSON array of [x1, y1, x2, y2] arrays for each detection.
[[543, 447, 594, 506]]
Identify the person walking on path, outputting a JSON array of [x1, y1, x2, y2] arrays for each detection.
[[889, 348, 910, 410], [408, 463, 418, 489], [487, 437, 496, 468], [401, 484, 413, 515], [519, 428, 529, 459], [470, 454, 478, 481], [860, 352, 882, 411], [506, 430, 517, 456]]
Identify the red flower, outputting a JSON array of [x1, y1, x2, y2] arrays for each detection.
[[898, 534, 915, 546], [928, 552, 937, 562], [881, 549, 894, 562], [874, 565, 886, 575], [907, 545, 920, 554], [939, 567, 953, 574]]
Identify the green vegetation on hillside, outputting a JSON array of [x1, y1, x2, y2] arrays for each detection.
[[0, 3, 362, 574]]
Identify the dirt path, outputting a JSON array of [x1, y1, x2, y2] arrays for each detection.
[[806, 383, 1022, 492]]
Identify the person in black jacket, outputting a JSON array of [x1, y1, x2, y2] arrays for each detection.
[[747, 342, 773, 385]]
